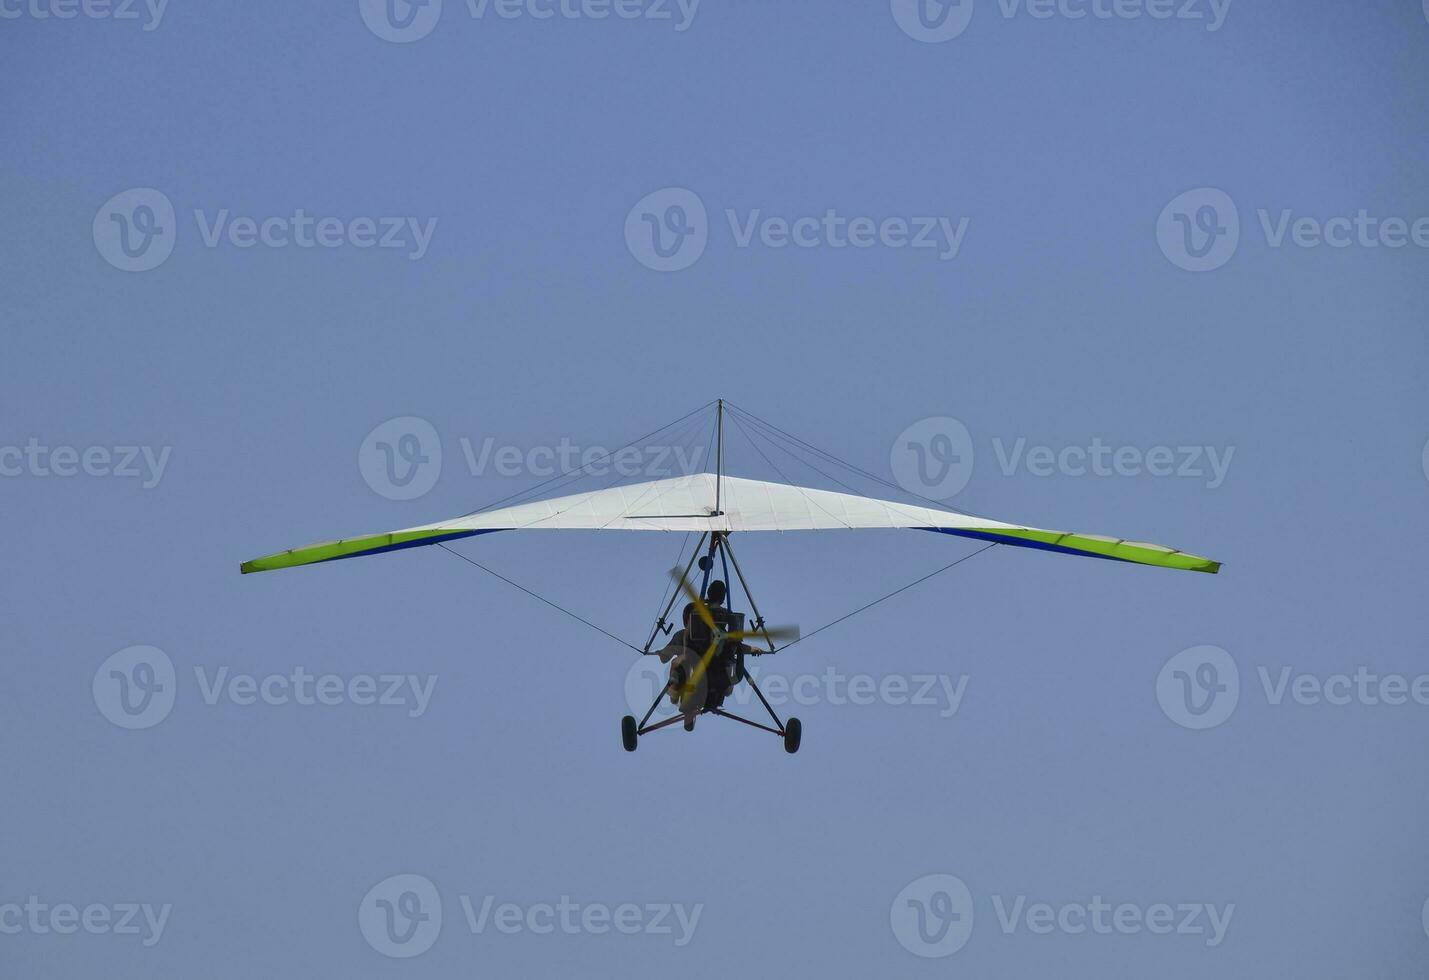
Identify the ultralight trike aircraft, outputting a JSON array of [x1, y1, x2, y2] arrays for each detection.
[[241, 400, 1220, 753]]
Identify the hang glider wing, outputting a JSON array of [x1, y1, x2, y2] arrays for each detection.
[[240, 473, 1220, 575]]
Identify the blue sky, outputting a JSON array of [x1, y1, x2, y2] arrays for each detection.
[[3, 1, 1428, 976]]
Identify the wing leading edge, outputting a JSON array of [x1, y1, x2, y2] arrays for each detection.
[[240, 473, 1219, 575]]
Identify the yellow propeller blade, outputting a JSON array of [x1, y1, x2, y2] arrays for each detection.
[[680, 639, 722, 700], [727, 625, 799, 649], [668, 566, 716, 631]]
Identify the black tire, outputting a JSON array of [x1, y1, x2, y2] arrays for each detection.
[[621, 715, 638, 752], [783, 717, 802, 754]]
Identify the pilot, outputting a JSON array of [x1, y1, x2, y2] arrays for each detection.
[[657, 580, 749, 731]]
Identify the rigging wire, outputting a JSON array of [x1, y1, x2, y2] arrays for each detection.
[[726, 411, 854, 529], [642, 407, 718, 629], [726, 400, 1002, 520], [736, 414, 867, 497], [437, 543, 642, 653], [728, 408, 954, 529], [434, 402, 719, 657], [725, 400, 918, 500], [457, 399, 717, 518], [777, 543, 999, 653], [429, 399, 999, 659]]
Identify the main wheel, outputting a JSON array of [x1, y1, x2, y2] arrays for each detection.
[[783, 717, 802, 754], [621, 715, 638, 752]]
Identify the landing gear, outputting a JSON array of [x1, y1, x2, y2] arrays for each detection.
[[783, 717, 802, 754], [627, 529, 802, 753]]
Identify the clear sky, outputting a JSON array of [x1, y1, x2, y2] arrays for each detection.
[[3, 0, 1428, 976]]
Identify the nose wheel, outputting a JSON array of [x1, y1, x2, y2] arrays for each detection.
[[621, 715, 638, 752], [783, 717, 802, 754]]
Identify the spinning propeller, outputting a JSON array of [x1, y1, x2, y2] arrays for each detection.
[[667, 565, 799, 702]]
